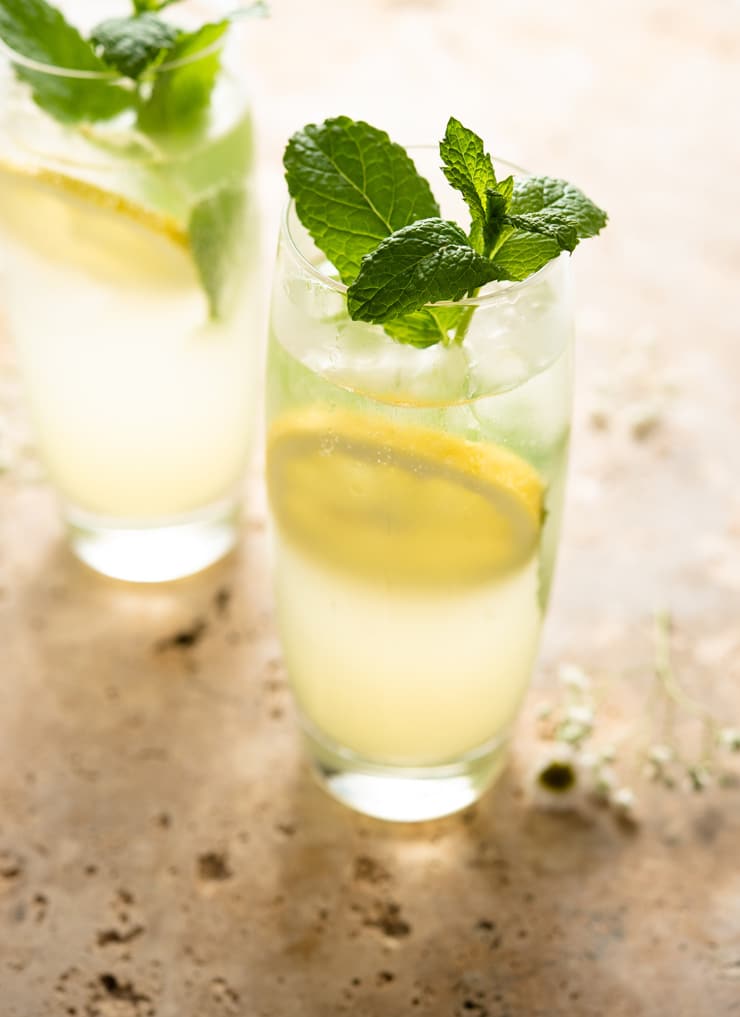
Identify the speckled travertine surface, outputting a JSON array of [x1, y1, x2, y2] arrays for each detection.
[[1, 2, 739, 1015]]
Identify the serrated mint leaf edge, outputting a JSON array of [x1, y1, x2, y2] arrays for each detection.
[[509, 175, 608, 239], [284, 116, 441, 285], [439, 116, 499, 255]]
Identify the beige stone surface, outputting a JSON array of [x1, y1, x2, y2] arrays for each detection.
[[2, 1, 740, 1014]]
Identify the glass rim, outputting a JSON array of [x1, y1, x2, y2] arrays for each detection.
[[0, 33, 226, 82], [281, 151, 564, 311]]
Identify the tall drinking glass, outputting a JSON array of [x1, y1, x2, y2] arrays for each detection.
[[0, 2, 260, 582], [266, 155, 574, 821]]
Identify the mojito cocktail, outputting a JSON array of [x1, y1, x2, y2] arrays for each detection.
[[267, 118, 605, 820], [0, 1, 261, 581]]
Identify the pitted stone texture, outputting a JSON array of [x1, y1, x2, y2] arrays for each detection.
[[2, 0, 740, 1014]]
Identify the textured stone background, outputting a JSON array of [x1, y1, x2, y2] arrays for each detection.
[[1, 1, 740, 1014]]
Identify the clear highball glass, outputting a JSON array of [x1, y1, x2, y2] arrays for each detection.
[[266, 152, 574, 822], [0, 2, 261, 582]]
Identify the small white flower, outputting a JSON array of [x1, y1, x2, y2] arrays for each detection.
[[719, 728, 740, 752], [557, 709, 594, 746], [648, 744, 674, 765], [557, 663, 590, 692], [566, 704, 594, 728], [611, 786, 635, 808]]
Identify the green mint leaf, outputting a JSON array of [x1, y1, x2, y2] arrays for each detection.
[[495, 174, 514, 205], [90, 15, 179, 80], [137, 20, 228, 134], [382, 306, 464, 349], [347, 218, 505, 323], [188, 183, 247, 320], [134, 0, 184, 12], [0, 0, 132, 122], [509, 175, 607, 236], [483, 177, 515, 258], [488, 231, 561, 281], [439, 116, 498, 254], [491, 175, 608, 280], [483, 187, 510, 255], [505, 210, 578, 251], [507, 175, 607, 250], [284, 116, 440, 284]]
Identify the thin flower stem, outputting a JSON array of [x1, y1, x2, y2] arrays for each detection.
[[652, 611, 719, 724], [652, 610, 722, 773]]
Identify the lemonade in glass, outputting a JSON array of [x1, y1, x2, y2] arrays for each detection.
[[270, 189, 582, 819], [0, 0, 261, 581]]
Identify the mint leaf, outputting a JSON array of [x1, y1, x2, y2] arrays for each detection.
[[383, 306, 464, 349], [439, 116, 498, 254], [489, 231, 561, 281], [284, 117, 440, 284], [495, 175, 514, 205], [134, 0, 184, 11], [188, 184, 247, 320], [492, 175, 608, 280], [90, 14, 179, 80], [0, 0, 132, 122], [347, 218, 504, 323], [505, 210, 578, 251], [137, 20, 228, 134], [483, 188, 510, 256], [509, 175, 606, 236]]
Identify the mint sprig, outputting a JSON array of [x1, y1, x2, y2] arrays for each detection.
[[0, 0, 265, 132], [285, 115, 607, 347], [0, 0, 265, 322]]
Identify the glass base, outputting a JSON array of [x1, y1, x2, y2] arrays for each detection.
[[65, 499, 240, 583], [303, 725, 510, 822]]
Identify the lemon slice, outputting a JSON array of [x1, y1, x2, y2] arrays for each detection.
[[267, 407, 544, 587], [0, 160, 193, 286]]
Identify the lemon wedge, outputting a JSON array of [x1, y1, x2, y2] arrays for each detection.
[[268, 407, 544, 587], [0, 160, 193, 286]]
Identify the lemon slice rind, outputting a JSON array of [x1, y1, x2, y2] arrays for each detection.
[[0, 157, 188, 247]]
